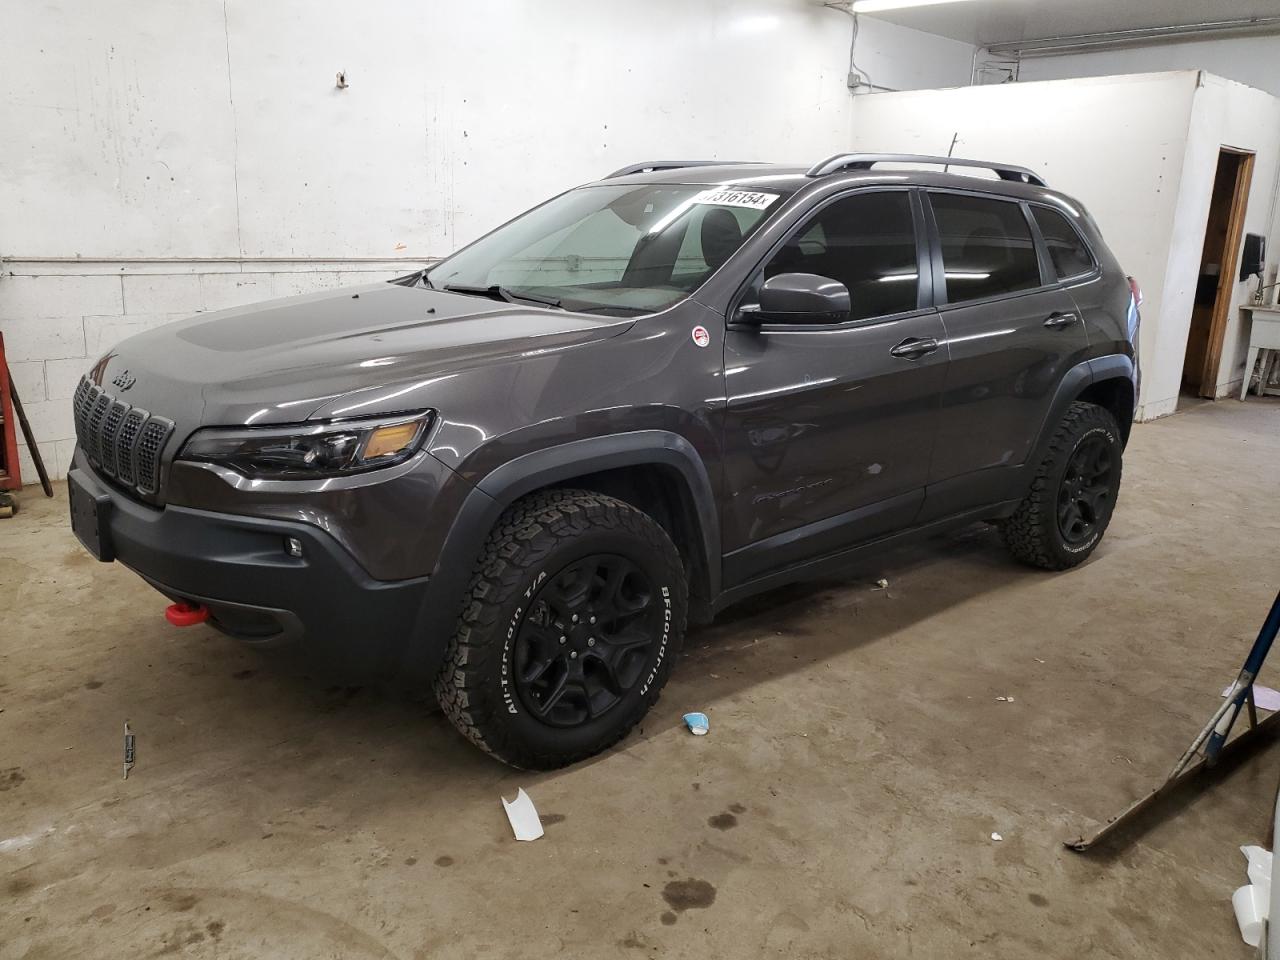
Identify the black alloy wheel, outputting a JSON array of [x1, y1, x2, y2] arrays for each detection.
[[514, 554, 663, 727], [1057, 434, 1115, 545]]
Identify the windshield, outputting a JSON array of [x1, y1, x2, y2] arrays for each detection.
[[425, 183, 789, 316]]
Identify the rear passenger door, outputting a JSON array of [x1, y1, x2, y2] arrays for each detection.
[[920, 190, 1090, 519]]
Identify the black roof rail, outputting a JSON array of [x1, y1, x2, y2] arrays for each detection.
[[605, 160, 759, 179], [806, 153, 1046, 187]]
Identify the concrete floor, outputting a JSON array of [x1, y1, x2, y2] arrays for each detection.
[[3, 398, 1279, 959]]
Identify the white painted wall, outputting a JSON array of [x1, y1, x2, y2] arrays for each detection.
[[847, 70, 1280, 420], [1163, 74, 1280, 404], [847, 71, 1200, 419], [1018, 35, 1280, 99], [2, 0, 865, 480], [852, 16, 978, 93], [1, 0, 858, 262]]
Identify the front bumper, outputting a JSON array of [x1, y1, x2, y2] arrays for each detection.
[[69, 455, 433, 679]]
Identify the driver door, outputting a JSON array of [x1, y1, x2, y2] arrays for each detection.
[[719, 188, 948, 585]]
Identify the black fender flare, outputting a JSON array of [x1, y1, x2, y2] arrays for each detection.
[[403, 430, 720, 679], [1027, 355, 1136, 469], [1087, 354, 1138, 412]]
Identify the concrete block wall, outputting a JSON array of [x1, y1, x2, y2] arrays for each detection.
[[0, 262, 411, 482]]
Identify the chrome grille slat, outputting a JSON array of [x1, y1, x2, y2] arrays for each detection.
[[71, 375, 175, 499]]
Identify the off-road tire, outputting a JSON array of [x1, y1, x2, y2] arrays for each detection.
[[1000, 401, 1123, 570], [434, 489, 687, 769]]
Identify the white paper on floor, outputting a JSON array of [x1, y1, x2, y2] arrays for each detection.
[[1220, 684, 1280, 712], [501, 788, 544, 842], [1232, 844, 1273, 947]]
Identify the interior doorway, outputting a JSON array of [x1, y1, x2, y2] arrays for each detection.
[[1181, 148, 1255, 400]]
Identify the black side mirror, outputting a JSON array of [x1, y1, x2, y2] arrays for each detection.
[[746, 273, 850, 324]]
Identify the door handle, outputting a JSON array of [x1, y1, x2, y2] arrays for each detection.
[[1043, 312, 1079, 329], [889, 337, 939, 360]]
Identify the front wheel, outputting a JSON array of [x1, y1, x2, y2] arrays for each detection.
[[434, 489, 687, 769], [1000, 401, 1123, 570]]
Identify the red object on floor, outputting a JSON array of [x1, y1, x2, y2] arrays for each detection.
[[165, 602, 209, 627]]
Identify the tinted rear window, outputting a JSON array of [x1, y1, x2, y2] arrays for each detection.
[[1032, 206, 1095, 279], [930, 193, 1041, 304]]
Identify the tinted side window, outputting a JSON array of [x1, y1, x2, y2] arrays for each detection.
[[930, 193, 1041, 304], [1032, 206, 1095, 279], [763, 191, 918, 322]]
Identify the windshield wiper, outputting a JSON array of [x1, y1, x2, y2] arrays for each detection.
[[442, 283, 562, 309], [390, 268, 433, 288]]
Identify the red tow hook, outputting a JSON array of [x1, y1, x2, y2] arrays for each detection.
[[165, 602, 209, 627]]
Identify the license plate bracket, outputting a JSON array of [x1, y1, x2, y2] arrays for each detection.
[[69, 470, 115, 562]]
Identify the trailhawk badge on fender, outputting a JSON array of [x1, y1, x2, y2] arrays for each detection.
[[691, 325, 710, 348]]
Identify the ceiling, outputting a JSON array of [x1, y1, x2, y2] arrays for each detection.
[[865, 0, 1280, 48]]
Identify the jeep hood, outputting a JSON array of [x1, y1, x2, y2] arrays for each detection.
[[94, 282, 634, 428]]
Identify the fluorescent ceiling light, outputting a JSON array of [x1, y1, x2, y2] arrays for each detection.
[[851, 0, 978, 13]]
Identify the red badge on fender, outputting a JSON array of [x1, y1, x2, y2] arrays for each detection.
[[691, 325, 710, 348]]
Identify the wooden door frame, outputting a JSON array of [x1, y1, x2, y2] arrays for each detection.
[[1199, 147, 1255, 398]]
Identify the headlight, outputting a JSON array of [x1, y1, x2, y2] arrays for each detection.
[[179, 410, 434, 479]]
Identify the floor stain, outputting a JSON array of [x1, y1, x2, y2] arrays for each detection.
[[206, 920, 225, 939], [84, 679, 104, 689], [434, 855, 455, 867], [728, 803, 746, 814], [662, 878, 717, 913], [404, 856, 418, 866], [1, 767, 25, 791], [660, 911, 678, 926], [1029, 893, 1049, 907], [155, 926, 205, 956], [318, 686, 363, 713], [163, 893, 199, 912], [540, 813, 566, 826], [707, 812, 738, 831], [7, 877, 35, 897]]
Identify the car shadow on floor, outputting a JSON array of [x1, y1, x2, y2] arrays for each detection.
[[607, 521, 1047, 752], [77, 519, 1056, 786]]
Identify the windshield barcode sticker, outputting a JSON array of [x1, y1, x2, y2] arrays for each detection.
[[693, 188, 779, 210]]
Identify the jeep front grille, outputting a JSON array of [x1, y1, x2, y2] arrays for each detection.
[[72, 376, 174, 496]]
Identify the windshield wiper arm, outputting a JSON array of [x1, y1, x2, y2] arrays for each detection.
[[442, 283, 562, 309]]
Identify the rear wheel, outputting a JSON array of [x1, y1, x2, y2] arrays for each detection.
[[1000, 401, 1122, 570], [434, 489, 687, 769]]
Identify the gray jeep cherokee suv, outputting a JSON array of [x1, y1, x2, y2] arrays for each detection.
[[68, 153, 1139, 768]]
